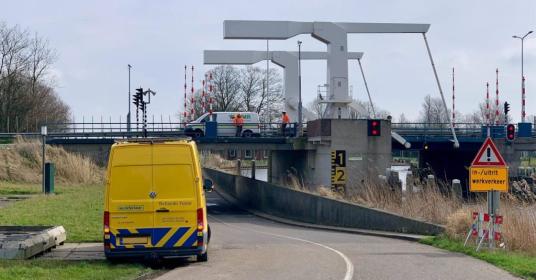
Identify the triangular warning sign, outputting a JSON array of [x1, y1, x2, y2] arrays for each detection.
[[471, 137, 506, 167]]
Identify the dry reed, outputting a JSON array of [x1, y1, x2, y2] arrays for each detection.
[[0, 136, 103, 185], [337, 179, 536, 255]]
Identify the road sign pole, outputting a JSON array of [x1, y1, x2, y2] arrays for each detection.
[[470, 129, 506, 250]]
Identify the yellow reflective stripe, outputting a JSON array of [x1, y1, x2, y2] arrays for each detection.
[[175, 227, 196, 247], [155, 228, 177, 247]]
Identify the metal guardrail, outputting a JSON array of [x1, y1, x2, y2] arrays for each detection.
[[0, 122, 301, 139], [1, 122, 533, 141], [391, 123, 527, 139]]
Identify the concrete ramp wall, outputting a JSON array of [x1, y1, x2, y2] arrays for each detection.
[[204, 168, 443, 235]]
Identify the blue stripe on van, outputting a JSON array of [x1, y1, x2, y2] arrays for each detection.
[[150, 228, 171, 246], [109, 232, 117, 247], [183, 230, 198, 247], [164, 227, 189, 248], [118, 229, 131, 235]]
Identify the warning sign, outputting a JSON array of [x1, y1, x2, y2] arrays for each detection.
[[471, 138, 506, 166], [469, 167, 509, 192], [469, 137, 509, 192]]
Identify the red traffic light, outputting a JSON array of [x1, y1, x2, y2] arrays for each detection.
[[506, 124, 515, 141], [367, 119, 381, 137]]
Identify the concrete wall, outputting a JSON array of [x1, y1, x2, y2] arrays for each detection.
[[285, 119, 392, 195], [204, 168, 443, 235]]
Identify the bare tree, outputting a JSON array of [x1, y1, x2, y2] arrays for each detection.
[[198, 65, 283, 122], [239, 66, 263, 112], [209, 65, 241, 112], [0, 22, 68, 132], [256, 68, 283, 122], [419, 95, 450, 124], [398, 113, 410, 123]]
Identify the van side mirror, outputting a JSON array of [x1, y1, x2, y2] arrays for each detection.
[[203, 179, 214, 192]]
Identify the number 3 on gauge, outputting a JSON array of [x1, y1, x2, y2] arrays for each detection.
[[334, 167, 346, 184]]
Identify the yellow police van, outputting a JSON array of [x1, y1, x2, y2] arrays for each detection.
[[103, 139, 213, 262]]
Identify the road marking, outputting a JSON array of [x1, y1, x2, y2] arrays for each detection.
[[209, 214, 354, 280]]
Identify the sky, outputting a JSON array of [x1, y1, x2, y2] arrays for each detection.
[[2, 0, 536, 123]]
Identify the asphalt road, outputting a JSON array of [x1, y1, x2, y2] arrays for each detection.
[[157, 192, 519, 280]]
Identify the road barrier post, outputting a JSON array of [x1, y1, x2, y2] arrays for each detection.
[[237, 159, 241, 176], [251, 159, 256, 180]]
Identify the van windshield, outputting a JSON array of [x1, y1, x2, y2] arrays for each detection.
[[194, 114, 209, 123]]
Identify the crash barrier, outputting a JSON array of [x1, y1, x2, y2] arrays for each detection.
[[203, 168, 444, 235]]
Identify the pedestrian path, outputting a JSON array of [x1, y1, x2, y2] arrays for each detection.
[[41, 242, 104, 260]]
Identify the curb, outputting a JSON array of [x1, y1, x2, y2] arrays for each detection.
[[214, 189, 428, 242]]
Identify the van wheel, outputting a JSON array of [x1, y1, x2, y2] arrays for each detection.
[[194, 129, 204, 138], [197, 252, 208, 262], [242, 130, 253, 137]]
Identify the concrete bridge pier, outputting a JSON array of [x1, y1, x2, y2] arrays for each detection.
[[269, 119, 392, 196]]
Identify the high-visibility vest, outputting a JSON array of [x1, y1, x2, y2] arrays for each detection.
[[282, 114, 290, 124], [233, 116, 244, 126]]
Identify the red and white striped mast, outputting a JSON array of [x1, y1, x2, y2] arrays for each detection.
[[486, 82, 490, 125], [190, 65, 195, 121], [183, 65, 188, 123], [208, 72, 214, 115], [495, 68, 500, 125], [452, 67, 455, 127], [202, 74, 207, 114]]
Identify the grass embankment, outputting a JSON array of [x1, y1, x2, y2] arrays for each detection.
[[0, 136, 103, 184], [421, 236, 536, 280]]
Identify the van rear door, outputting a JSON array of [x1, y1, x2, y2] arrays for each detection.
[[108, 144, 154, 249], [152, 143, 198, 249]]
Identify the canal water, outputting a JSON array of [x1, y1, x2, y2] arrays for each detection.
[[240, 168, 268, 182]]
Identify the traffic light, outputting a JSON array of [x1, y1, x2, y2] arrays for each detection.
[[506, 124, 515, 141], [132, 92, 141, 108], [367, 119, 381, 136], [133, 88, 144, 109], [504, 102, 510, 116]]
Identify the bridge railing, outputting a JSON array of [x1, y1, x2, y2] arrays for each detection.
[[38, 122, 301, 139], [392, 123, 483, 138]]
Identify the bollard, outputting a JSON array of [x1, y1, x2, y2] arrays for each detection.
[[44, 162, 55, 194], [236, 159, 241, 176], [452, 179, 462, 198], [251, 159, 256, 180], [426, 174, 435, 187]]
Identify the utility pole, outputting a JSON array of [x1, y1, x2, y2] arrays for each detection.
[[297, 40, 303, 136], [513, 31, 533, 122], [127, 64, 132, 132], [266, 40, 270, 100]]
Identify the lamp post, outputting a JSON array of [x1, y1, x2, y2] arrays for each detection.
[[127, 64, 132, 132], [297, 40, 302, 136], [513, 31, 533, 122]]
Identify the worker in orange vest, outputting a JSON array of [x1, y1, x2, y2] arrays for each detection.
[[281, 111, 290, 136], [233, 113, 244, 137]]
